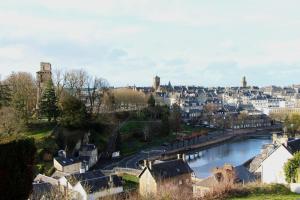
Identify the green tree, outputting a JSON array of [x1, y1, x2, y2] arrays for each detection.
[[161, 114, 170, 136], [147, 93, 155, 107], [0, 138, 36, 200], [40, 80, 59, 122], [0, 82, 11, 108], [170, 103, 181, 132], [284, 152, 300, 183], [60, 94, 88, 128]]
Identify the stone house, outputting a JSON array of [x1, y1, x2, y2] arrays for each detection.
[[79, 144, 98, 168], [193, 165, 255, 198], [138, 155, 194, 197]]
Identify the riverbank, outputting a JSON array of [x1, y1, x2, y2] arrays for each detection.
[[152, 126, 280, 161]]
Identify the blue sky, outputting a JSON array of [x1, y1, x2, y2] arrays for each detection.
[[0, 0, 300, 87]]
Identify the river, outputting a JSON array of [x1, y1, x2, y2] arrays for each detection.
[[187, 136, 271, 178]]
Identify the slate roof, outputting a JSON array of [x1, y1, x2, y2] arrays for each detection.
[[286, 138, 300, 154], [80, 144, 97, 151], [65, 170, 105, 186], [31, 182, 53, 200], [54, 156, 81, 167], [139, 159, 193, 180], [80, 175, 122, 193], [234, 165, 256, 183]]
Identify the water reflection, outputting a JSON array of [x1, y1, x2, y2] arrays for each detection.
[[188, 136, 271, 178]]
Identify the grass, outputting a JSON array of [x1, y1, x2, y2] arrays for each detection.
[[227, 184, 300, 200], [229, 194, 300, 200], [120, 121, 147, 135], [120, 173, 139, 190], [121, 133, 176, 156]]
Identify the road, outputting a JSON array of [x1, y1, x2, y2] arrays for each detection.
[[99, 125, 281, 170]]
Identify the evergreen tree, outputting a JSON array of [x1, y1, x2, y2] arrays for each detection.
[[40, 80, 59, 122], [0, 83, 11, 108]]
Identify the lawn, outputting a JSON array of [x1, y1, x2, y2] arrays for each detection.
[[120, 173, 139, 190], [120, 133, 176, 156], [228, 184, 300, 200], [230, 194, 300, 200], [120, 121, 147, 135]]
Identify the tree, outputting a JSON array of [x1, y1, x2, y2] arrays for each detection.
[[284, 152, 300, 183], [0, 138, 36, 200], [5, 72, 36, 124], [87, 76, 109, 115], [0, 81, 11, 108], [59, 94, 88, 128], [170, 103, 181, 132], [161, 114, 170, 136], [40, 80, 59, 122], [0, 107, 19, 134], [147, 93, 156, 107]]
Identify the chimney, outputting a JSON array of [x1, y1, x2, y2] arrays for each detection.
[[182, 154, 186, 162], [177, 154, 181, 160], [108, 175, 114, 188], [149, 161, 152, 170], [143, 160, 148, 168]]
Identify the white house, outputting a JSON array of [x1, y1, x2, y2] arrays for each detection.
[[72, 175, 123, 200], [261, 138, 300, 184], [58, 170, 123, 200]]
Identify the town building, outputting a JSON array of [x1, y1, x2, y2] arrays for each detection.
[[58, 170, 123, 200], [139, 155, 194, 197], [79, 144, 98, 169], [258, 138, 300, 184]]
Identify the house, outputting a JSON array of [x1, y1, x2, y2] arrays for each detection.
[[72, 175, 123, 200], [79, 144, 98, 168], [30, 174, 59, 200], [59, 170, 123, 200], [138, 154, 194, 197], [53, 156, 82, 174], [193, 164, 255, 198], [261, 138, 300, 184]]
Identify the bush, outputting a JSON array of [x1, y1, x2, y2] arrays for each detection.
[[284, 152, 300, 183], [0, 138, 36, 200]]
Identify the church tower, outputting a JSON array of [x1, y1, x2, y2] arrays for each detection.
[[36, 62, 52, 110], [242, 76, 247, 88], [153, 76, 160, 91]]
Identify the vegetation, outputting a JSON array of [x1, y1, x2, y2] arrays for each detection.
[[40, 80, 59, 122], [0, 138, 36, 200], [284, 151, 300, 183], [228, 184, 300, 200], [120, 174, 139, 190], [59, 94, 88, 128], [284, 113, 300, 136]]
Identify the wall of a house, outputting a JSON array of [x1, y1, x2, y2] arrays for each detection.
[[262, 145, 293, 184]]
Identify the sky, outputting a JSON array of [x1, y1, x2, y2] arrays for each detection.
[[1, 0, 300, 87]]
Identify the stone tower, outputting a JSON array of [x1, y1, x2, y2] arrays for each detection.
[[36, 62, 52, 110], [242, 76, 247, 88], [153, 76, 160, 91]]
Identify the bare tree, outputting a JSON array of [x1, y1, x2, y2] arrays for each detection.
[[86, 76, 109, 114], [4, 72, 36, 124], [64, 69, 88, 98], [52, 68, 67, 102]]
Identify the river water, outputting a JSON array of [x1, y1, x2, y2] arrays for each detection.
[[188, 136, 271, 178]]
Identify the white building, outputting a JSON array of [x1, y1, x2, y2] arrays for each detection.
[[59, 170, 123, 200], [260, 139, 300, 184]]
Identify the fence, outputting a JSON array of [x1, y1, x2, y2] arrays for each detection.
[[101, 167, 142, 176]]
